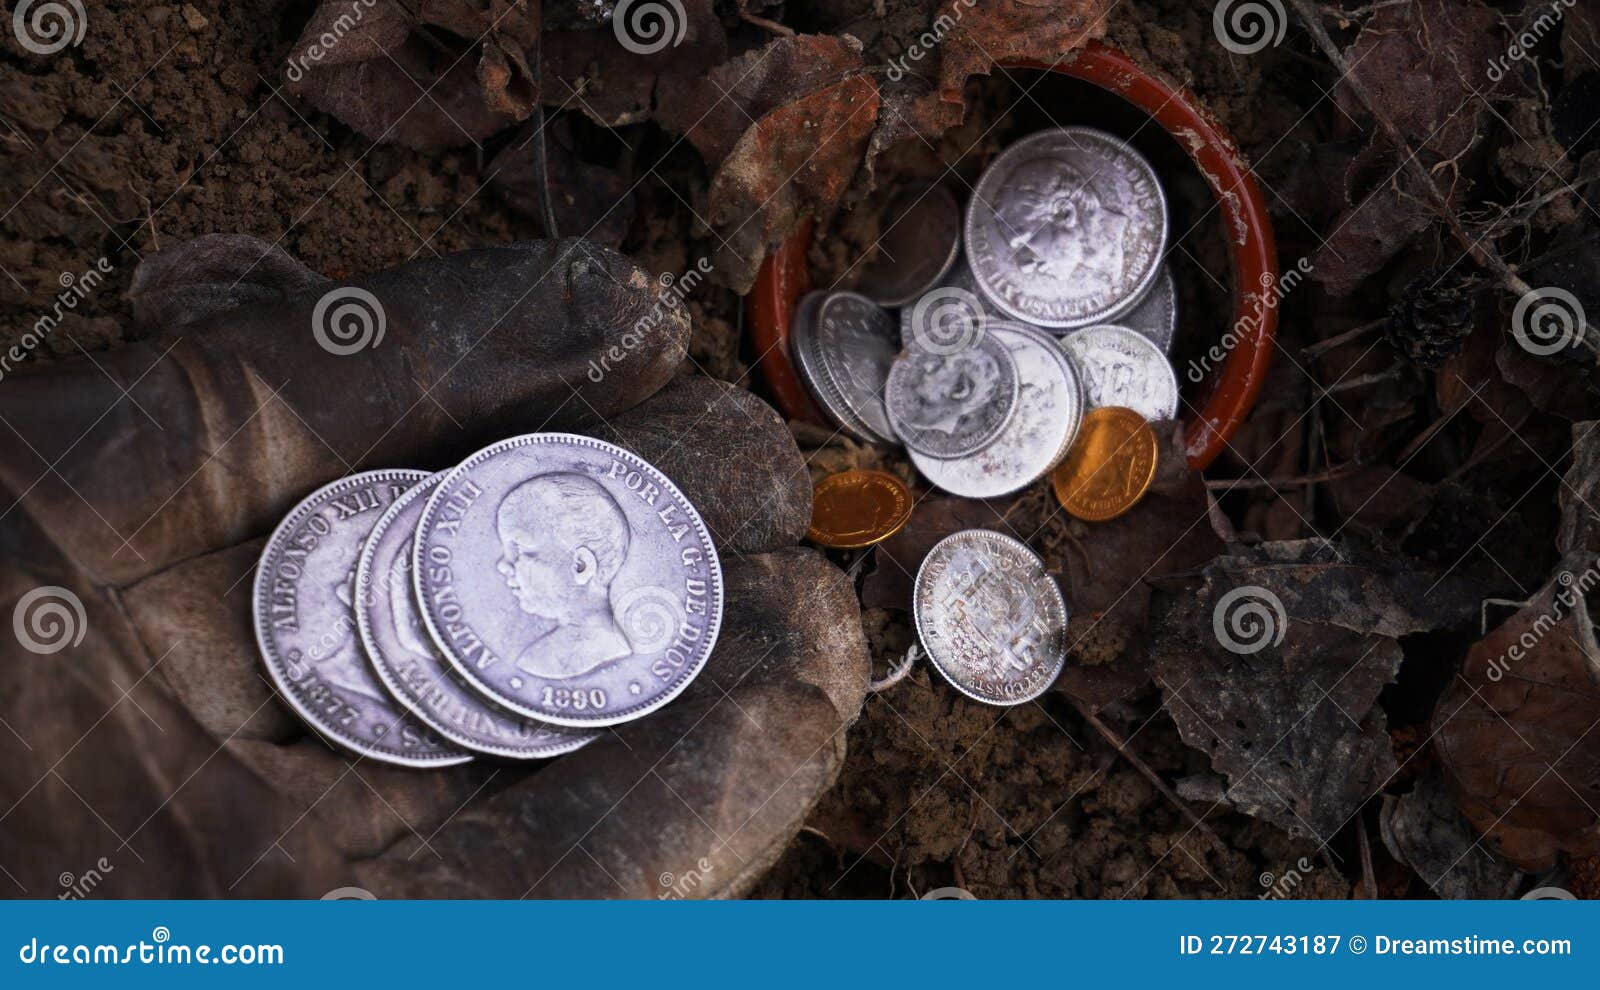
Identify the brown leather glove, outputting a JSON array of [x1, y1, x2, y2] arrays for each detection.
[[0, 235, 868, 899]]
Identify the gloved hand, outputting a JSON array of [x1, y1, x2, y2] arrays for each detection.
[[0, 235, 868, 898]]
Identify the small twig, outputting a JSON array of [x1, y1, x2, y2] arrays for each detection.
[[739, 10, 795, 36], [1205, 463, 1361, 491], [1357, 821, 1378, 899], [526, 38, 559, 239], [1313, 365, 1403, 398], [1075, 703, 1223, 846], [1301, 317, 1386, 359], [870, 644, 918, 692]]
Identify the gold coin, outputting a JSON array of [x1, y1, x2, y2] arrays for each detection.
[[807, 470, 914, 548], [1050, 407, 1159, 522]]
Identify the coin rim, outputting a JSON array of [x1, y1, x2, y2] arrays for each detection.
[[805, 291, 899, 445], [791, 292, 884, 444], [909, 321, 1085, 498], [1059, 323, 1180, 420], [805, 469, 915, 548], [1050, 406, 1160, 522], [884, 331, 1022, 459], [964, 126, 1169, 329], [354, 472, 598, 759], [253, 468, 474, 768], [857, 183, 963, 308], [1121, 263, 1178, 353], [412, 432, 725, 728], [912, 528, 1069, 706]]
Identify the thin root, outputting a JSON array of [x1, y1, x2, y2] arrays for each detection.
[[870, 644, 919, 692]]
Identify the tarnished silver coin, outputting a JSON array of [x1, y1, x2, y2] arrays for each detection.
[[1120, 264, 1178, 353], [884, 331, 1019, 459], [414, 433, 723, 728], [1060, 324, 1179, 421], [856, 182, 962, 308], [913, 529, 1068, 706], [793, 291, 899, 444], [356, 473, 599, 759], [254, 470, 471, 768], [966, 127, 1167, 329], [910, 322, 1084, 498]]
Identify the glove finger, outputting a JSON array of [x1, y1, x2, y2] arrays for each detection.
[[0, 238, 686, 587], [356, 547, 869, 898], [595, 376, 811, 556]]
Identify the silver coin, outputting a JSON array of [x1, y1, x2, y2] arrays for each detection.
[[910, 322, 1084, 498], [856, 182, 962, 308], [253, 470, 471, 768], [1059, 324, 1180, 421], [884, 331, 1020, 459], [356, 473, 599, 759], [913, 529, 1068, 706], [966, 127, 1167, 329], [413, 433, 724, 728], [1120, 264, 1178, 353], [793, 291, 899, 444]]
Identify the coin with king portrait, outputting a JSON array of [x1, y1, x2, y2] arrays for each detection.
[[253, 470, 470, 767], [412, 434, 723, 728]]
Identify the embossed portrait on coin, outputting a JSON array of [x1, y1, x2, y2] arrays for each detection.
[[897, 348, 1005, 436], [997, 158, 1128, 293], [495, 473, 634, 680]]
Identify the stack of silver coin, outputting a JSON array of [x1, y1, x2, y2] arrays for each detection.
[[791, 127, 1184, 706], [252, 434, 724, 767], [790, 126, 1180, 500]]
